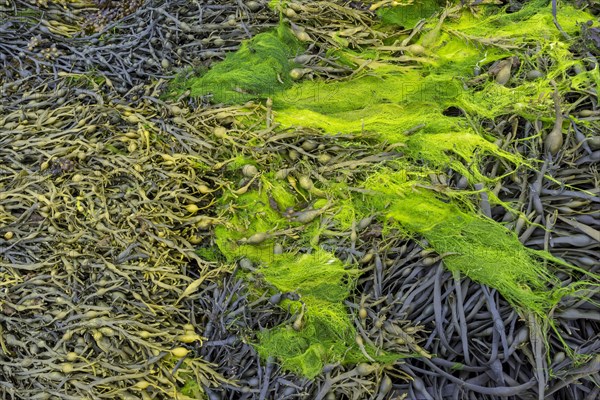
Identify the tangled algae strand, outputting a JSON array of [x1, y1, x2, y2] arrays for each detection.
[[254, 250, 400, 378]]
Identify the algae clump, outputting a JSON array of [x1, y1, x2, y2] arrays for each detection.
[[255, 250, 363, 378], [170, 24, 303, 104], [213, 181, 401, 378], [387, 187, 559, 315]]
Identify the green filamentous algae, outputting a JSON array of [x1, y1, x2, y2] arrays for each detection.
[[172, 0, 600, 376]]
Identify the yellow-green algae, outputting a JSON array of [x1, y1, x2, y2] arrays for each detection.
[[213, 175, 403, 378], [359, 169, 595, 317], [169, 23, 304, 104], [272, 1, 596, 137], [172, 0, 600, 377], [376, 0, 446, 29], [255, 251, 378, 378]]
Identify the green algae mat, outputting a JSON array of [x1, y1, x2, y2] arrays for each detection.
[[170, 0, 600, 383]]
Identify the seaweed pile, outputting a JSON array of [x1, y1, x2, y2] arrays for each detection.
[[1, 0, 599, 399]]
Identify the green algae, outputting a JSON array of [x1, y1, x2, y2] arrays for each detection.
[[377, 0, 446, 29], [272, 2, 592, 128], [169, 24, 304, 104], [180, 379, 202, 398], [255, 251, 376, 378], [373, 180, 559, 315], [213, 185, 402, 378], [170, 0, 600, 378], [348, 166, 600, 323]]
